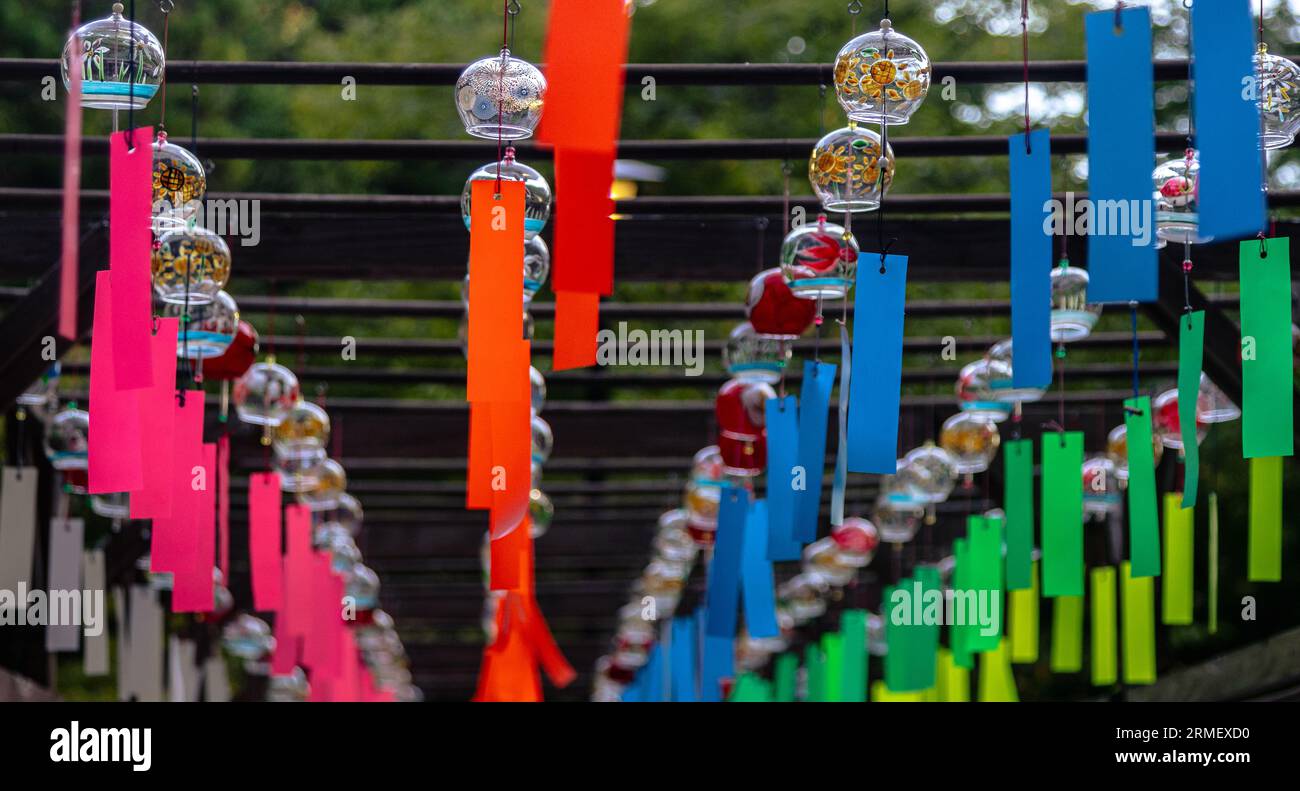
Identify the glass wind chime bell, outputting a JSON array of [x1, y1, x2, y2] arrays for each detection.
[[745, 268, 817, 340], [1253, 43, 1300, 149], [939, 411, 1001, 480], [164, 290, 239, 359], [1106, 423, 1164, 486], [455, 48, 546, 140], [1050, 264, 1102, 342], [152, 131, 206, 233], [1197, 372, 1240, 423], [833, 18, 931, 125], [461, 147, 553, 238], [1153, 148, 1206, 244], [722, 322, 790, 383], [233, 359, 301, 427], [779, 214, 860, 301], [151, 226, 232, 305], [955, 357, 1014, 422], [61, 3, 165, 111], [809, 123, 895, 212]]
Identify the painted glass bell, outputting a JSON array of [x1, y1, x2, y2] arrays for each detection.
[[1253, 43, 1300, 149], [939, 411, 1001, 475], [746, 267, 817, 340], [151, 131, 206, 234], [273, 400, 331, 461], [1050, 265, 1102, 342], [779, 214, 859, 301], [722, 321, 789, 384], [808, 124, 894, 212], [165, 289, 239, 359], [454, 48, 546, 140], [833, 18, 931, 125], [151, 226, 231, 306], [44, 406, 90, 471], [61, 3, 164, 111], [1153, 149, 1206, 244]]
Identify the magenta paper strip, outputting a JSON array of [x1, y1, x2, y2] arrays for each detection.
[[58, 30, 83, 342], [87, 271, 144, 494], [109, 128, 155, 391], [283, 505, 314, 640], [128, 318, 179, 519], [150, 392, 205, 573], [248, 472, 283, 612], [270, 609, 298, 675], [172, 443, 217, 613], [307, 554, 344, 680], [218, 434, 231, 580]]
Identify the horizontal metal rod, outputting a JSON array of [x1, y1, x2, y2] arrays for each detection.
[[0, 58, 1243, 87]]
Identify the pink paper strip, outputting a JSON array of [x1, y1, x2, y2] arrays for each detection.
[[87, 271, 144, 494], [109, 127, 155, 391], [306, 554, 344, 680], [172, 442, 217, 613], [58, 29, 83, 342], [218, 435, 231, 581], [283, 504, 314, 640], [270, 611, 298, 675], [150, 391, 204, 573], [128, 318, 179, 519], [248, 471, 283, 612]]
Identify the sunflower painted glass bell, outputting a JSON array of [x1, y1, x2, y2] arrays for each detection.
[[151, 226, 231, 305], [165, 289, 238, 359], [298, 457, 347, 511], [151, 132, 206, 234], [833, 18, 931, 125], [234, 360, 300, 427], [273, 400, 331, 461], [455, 48, 546, 140], [61, 3, 164, 111], [461, 147, 552, 238], [1050, 265, 1102, 342], [779, 214, 859, 300], [808, 124, 894, 212], [939, 411, 1001, 475]]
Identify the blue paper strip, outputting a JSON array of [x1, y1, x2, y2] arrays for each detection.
[[1009, 128, 1053, 388], [765, 395, 802, 560], [669, 614, 698, 702], [742, 498, 780, 638], [704, 485, 749, 638], [1084, 7, 1158, 303], [643, 642, 666, 702], [1191, 0, 1266, 241], [848, 254, 908, 474], [699, 624, 734, 703], [796, 359, 836, 543], [831, 326, 852, 526]]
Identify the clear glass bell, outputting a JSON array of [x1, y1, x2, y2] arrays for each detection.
[[164, 289, 238, 359], [1082, 455, 1120, 519], [986, 338, 1048, 404], [832, 516, 880, 567], [808, 123, 894, 212], [779, 214, 859, 301], [328, 531, 361, 574], [746, 267, 817, 340], [1106, 423, 1164, 484], [1050, 264, 1102, 342], [1254, 43, 1300, 149], [779, 574, 829, 622], [460, 147, 552, 238], [330, 492, 364, 537], [1197, 372, 1240, 423], [939, 412, 1001, 475], [691, 445, 726, 486], [529, 488, 554, 538], [524, 236, 550, 300], [151, 226, 232, 306], [722, 321, 789, 384], [17, 363, 60, 410], [298, 457, 347, 511], [345, 563, 380, 611], [90, 491, 130, 519], [833, 18, 931, 125], [151, 131, 206, 234], [61, 3, 164, 111], [221, 613, 274, 661], [654, 509, 698, 565], [1153, 150, 1207, 244], [233, 360, 300, 427], [273, 400, 331, 461], [803, 537, 855, 587], [874, 493, 923, 544], [955, 358, 1013, 421], [898, 443, 958, 504], [274, 446, 326, 493], [1153, 388, 1206, 450], [684, 481, 721, 528], [266, 667, 310, 702], [45, 407, 90, 471], [530, 365, 547, 415], [531, 414, 553, 466], [454, 48, 546, 140]]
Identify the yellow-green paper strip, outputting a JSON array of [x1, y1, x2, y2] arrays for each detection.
[[871, 681, 931, 702], [1010, 561, 1039, 664], [1248, 456, 1283, 582], [1050, 595, 1083, 673], [1162, 493, 1194, 624], [1091, 566, 1117, 686], [1239, 238, 1293, 458], [936, 648, 970, 702], [1208, 492, 1219, 634], [1124, 396, 1161, 578], [1121, 561, 1156, 685], [976, 639, 1019, 702]]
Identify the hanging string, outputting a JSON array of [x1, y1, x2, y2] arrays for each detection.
[[1021, 0, 1031, 152], [156, 0, 172, 133], [126, 0, 136, 149], [1182, 241, 1194, 328], [1255, 0, 1272, 244], [1129, 302, 1140, 400], [495, 0, 511, 192], [848, 0, 862, 36]]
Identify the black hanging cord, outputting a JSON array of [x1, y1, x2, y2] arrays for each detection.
[[157, 0, 171, 133], [1022, 0, 1031, 153], [126, 0, 136, 148]]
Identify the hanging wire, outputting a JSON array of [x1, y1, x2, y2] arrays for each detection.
[[126, 0, 136, 148], [157, 0, 172, 133], [1021, 0, 1031, 152], [1129, 302, 1140, 401]]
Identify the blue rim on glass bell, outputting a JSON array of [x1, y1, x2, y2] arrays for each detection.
[[461, 147, 552, 238], [165, 289, 239, 359], [1050, 263, 1102, 343], [62, 2, 165, 111]]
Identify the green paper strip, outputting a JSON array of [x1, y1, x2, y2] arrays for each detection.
[[822, 633, 844, 702], [1239, 238, 1294, 458], [936, 648, 970, 702], [1090, 565, 1118, 687], [1049, 595, 1083, 673], [1010, 561, 1039, 664], [1161, 493, 1194, 624], [774, 653, 798, 702], [1208, 491, 1219, 635], [804, 644, 824, 702], [729, 673, 772, 702], [1041, 432, 1085, 596], [840, 609, 868, 702], [1178, 311, 1204, 507], [1248, 456, 1283, 582], [1004, 439, 1035, 590], [976, 639, 1019, 702], [884, 573, 939, 692], [949, 541, 973, 670], [912, 567, 941, 688], [1121, 561, 1157, 685], [965, 515, 1004, 652], [1124, 396, 1161, 578]]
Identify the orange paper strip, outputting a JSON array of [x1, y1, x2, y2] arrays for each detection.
[[467, 180, 525, 403], [536, 0, 631, 150], [553, 290, 600, 371], [467, 402, 493, 510]]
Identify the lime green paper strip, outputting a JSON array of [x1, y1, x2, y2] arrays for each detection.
[[936, 648, 970, 702], [1121, 561, 1156, 685], [1124, 396, 1161, 578], [773, 653, 798, 702], [1178, 311, 1204, 507], [1248, 456, 1283, 582], [966, 515, 1004, 652], [1041, 432, 1084, 596], [1162, 493, 1194, 624], [804, 644, 824, 702], [840, 609, 868, 702], [1208, 491, 1219, 634], [1010, 561, 1039, 664], [1239, 238, 1294, 458], [976, 639, 1019, 702], [1090, 566, 1117, 687], [1049, 594, 1083, 673], [871, 681, 930, 702], [1003, 438, 1035, 590], [821, 632, 844, 702]]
